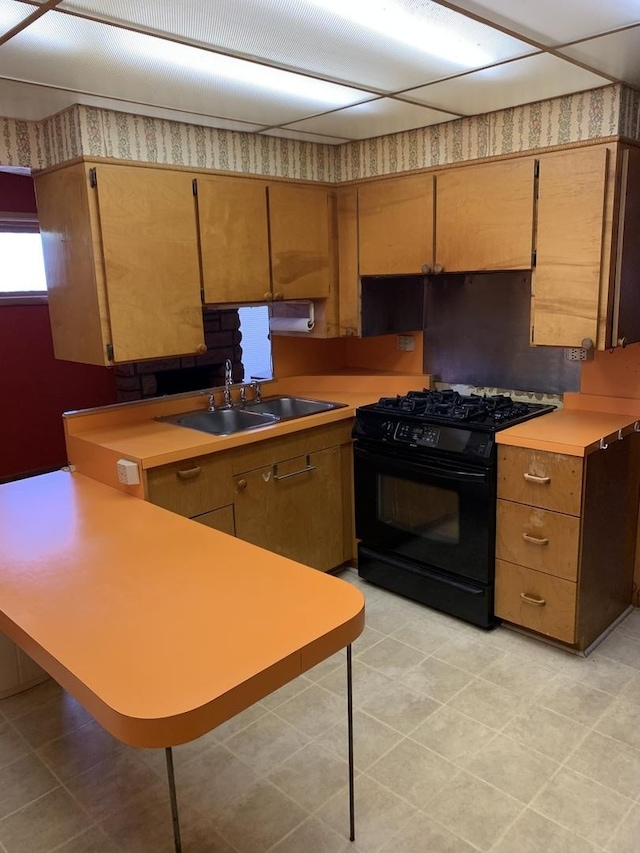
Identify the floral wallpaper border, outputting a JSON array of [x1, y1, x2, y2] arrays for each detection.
[[0, 83, 635, 180]]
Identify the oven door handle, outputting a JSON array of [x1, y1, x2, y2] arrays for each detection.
[[354, 445, 490, 483]]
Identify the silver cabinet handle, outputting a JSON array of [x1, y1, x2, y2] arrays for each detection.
[[522, 533, 549, 546], [273, 456, 315, 481], [523, 473, 550, 484]]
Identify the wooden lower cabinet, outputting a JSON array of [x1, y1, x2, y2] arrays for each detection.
[[233, 446, 344, 572], [193, 506, 235, 536], [145, 421, 354, 572], [496, 438, 639, 649]]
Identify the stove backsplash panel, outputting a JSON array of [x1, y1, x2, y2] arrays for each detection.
[[423, 272, 580, 395]]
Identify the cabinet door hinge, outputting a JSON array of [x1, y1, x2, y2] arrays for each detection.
[[531, 326, 535, 344], [534, 160, 540, 179], [531, 249, 537, 268], [192, 179, 198, 196], [106, 343, 114, 361], [89, 168, 97, 189]]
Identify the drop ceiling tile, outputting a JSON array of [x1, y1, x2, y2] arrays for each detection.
[[261, 128, 349, 146], [401, 54, 611, 116], [0, 10, 374, 126], [559, 28, 640, 88], [58, 0, 536, 91], [282, 98, 459, 141], [447, 0, 640, 46], [0, 0, 38, 36]]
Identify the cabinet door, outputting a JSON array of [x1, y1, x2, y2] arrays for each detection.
[[35, 163, 110, 366], [358, 174, 434, 275], [532, 148, 608, 347], [197, 176, 271, 303], [612, 147, 640, 347], [233, 447, 344, 571], [435, 159, 535, 273], [269, 184, 331, 299], [94, 164, 205, 362]]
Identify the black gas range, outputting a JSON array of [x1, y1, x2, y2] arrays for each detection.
[[353, 389, 555, 466], [352, 389, 555, 627]]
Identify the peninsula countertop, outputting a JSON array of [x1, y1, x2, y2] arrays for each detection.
[[0, 470, 364, 748]]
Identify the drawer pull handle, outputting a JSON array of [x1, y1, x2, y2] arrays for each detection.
[[522, 533, 549, 546], [273, 456, 316, 481], [520, 592, 546, 607], [176, 467, 201, 480], [523, 473, 551, 485]]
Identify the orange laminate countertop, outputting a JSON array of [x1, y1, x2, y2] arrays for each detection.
[[496, 408, 640, 456], [0, 471, 364, 748]]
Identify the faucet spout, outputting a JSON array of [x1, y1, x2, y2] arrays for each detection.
[[223, 359, 233, 407]]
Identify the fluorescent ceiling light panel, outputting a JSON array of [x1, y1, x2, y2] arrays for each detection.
[[0, 0, 36, 34], [307, 0, 492, 67], [126, 32, 365, 106]]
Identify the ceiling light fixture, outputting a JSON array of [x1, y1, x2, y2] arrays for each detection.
[[126, 31, 364, 106], [306, 0, 493, 67]]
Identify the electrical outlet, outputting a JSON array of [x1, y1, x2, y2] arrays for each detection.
[[565, 347, 593, 362], [397, 335, 415, 352], [117, 458, 140, 485]]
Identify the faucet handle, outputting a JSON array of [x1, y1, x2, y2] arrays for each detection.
[[224, 359, 233, 383], [251, 380, 262, 403], [240, 386, 247, 405], [206, 391, 216, 411]]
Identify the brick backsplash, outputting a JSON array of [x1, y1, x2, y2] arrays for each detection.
[[113, 308, 243, 403]]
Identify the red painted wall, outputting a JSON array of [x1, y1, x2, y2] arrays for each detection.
[[0, 304, 116, 480], [0, 173, 117, 480]]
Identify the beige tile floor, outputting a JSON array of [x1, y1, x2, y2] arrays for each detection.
[[2, 568, 640, 852]]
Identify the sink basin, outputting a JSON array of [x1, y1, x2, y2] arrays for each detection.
[[158, 408, 279, 436], [245, 396, 347, 420]]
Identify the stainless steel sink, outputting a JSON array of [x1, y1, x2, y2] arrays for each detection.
[[157, 396, 346, 436], [158, 408, 279, 436], [245, 396, 347, 420]]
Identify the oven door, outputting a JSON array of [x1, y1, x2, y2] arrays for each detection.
[[354, 442, 495, 584]]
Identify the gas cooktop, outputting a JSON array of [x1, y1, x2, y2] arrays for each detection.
[[369, 389, 556, 430]]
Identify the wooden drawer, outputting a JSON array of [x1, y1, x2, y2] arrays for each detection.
[[495, 559, 577, 644], [146, 453, 233, 517], [496, 500, 580, 581], [497, 446, 583, 515]]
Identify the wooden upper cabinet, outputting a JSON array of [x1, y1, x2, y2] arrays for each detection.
[[358, 174, 434, 275], [532, 147, 608, 348], [197, 176, 271, 303], [612, 146, 640, 348], [95, 164, 205, 362], [37, 161, 206, 365], [268, 183, 331, 299], [435, 159, 535, 273], [36, 163, 111, 366]]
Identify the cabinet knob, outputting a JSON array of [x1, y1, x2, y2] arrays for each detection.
[[236, 478, 248, 491], [421, 264, 432, 274], [195, 343, 207, 354], [264, 292, 274, 302], [433, 263, 444, 275], [274, 291, 284, 301], [581, 338, 594, 350]]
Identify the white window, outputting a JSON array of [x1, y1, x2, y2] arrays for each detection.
[[238, 305, 273, 381], [0, 213, 47, 294]]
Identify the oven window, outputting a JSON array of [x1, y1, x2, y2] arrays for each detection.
[[377, 474, 460, 544]]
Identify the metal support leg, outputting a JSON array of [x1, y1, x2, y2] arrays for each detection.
[[347, 643, 355, 842], [165, 747, 183, 853]]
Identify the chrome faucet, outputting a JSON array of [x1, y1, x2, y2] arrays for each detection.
[[223, 359, 233, 408]]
